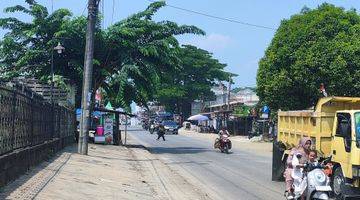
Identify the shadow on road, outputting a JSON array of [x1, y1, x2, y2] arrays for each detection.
[[124, 144, 147, 149], [213, 151, 234, 155], [148, 146, 210, 155]]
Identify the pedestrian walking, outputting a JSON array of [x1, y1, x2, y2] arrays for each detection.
[[156, 124, 166, 141]]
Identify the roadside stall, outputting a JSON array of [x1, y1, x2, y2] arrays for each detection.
[[94, 102, 115, 144], [93, 105, 135, 145]]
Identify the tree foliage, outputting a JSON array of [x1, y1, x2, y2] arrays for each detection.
[[257, 3, 360, 111], [0, 0, 72, 79], [0, 1, 205, 109], [156, 45, 233, 117]]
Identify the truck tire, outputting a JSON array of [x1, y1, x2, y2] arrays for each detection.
[[272, 141, 285, 181], [332, 167, 345, 200]]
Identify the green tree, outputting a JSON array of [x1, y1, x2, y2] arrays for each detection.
[[0, 0, 72, 79], [257, 3, 360, 111], [0, 1, 204, 109], [156, 45, 233, 117], [233, 105, 251, 117]]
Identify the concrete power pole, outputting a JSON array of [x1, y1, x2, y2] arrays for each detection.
[[227, 78, 231, 111], [78, 0, 100, 155]]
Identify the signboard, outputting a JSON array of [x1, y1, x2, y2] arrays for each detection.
[[262, 105, 270, 114], [104, 115, 113, 144], [94, 136, 105, 143], [261, 113, 269, 119], [262, 105, 270, 119]]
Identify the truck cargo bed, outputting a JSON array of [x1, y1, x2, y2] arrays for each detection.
[[277, 97, 360, 157]]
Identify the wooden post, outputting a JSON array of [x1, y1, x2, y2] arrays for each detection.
[[115, 113, 121, 145]]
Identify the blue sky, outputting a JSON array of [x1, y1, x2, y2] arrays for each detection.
[[1, 0, 359, 87]]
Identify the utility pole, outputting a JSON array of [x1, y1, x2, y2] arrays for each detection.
[[226, 77, 231, 129], [227, 78, 231, 111], [78, 0, 100, 155]]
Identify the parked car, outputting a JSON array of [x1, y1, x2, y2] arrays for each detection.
[[162, 120, 179, 134]]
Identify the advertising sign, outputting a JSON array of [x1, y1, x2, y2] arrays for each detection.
[[104, 115, 113, 144]]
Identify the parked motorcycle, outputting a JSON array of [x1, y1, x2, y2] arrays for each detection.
[[214, 135, 232, 154], [291, 161, 332, 200]]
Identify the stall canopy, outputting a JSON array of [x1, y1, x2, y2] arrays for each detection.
[[76, 109, 103, 118], [187, 114, 209, 121]]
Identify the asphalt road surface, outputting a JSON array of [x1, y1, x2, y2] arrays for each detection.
[[127, 128, 284, 200]]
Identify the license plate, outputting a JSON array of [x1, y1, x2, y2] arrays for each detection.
[[315, 186, 332, 191]]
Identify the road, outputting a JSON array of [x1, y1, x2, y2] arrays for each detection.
[[127, 128, 284, 200]]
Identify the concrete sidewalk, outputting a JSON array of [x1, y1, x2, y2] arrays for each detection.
[[179, 128, 273, 156], [0, 140, 210, 200]]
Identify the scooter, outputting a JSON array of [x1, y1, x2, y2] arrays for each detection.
[[291, 160, 332, 200], [214, 135, 232, 154], [149, 124, 156, 134]]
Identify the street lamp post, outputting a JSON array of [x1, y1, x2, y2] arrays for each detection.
[[51, 42, 65, 104]]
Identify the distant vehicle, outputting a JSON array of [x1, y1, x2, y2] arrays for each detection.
[[162, 120, 179, 134], [149, 123, 156, 134], [214, 134, 232, 154], [183, 121, 191, 130]]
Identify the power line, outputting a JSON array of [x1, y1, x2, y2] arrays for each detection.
[[147, 0, 276, 31], [82, 0, 87, 15], [101, 0, 105, 28], [111, 0, 115, 25]]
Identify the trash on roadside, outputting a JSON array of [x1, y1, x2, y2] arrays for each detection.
[[250, 135, 263, 142]]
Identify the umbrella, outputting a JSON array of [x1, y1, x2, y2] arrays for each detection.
[[187, 114, 209, 121]]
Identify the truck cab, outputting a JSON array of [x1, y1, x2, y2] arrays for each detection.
[[331, 110, 360, 198]]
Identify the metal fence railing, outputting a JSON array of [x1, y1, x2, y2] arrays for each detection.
[[0, 82, 75, 156]]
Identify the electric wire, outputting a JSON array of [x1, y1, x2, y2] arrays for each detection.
[[147, 0, 276, 30], [101, 0, 105, 28], [111, 0, 115, 25], [82, 0, 87, 15]]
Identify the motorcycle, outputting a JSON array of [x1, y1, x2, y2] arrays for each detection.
[[142, 121, 150, 130], [214, 134, 232, 154], [149, 124, 156, 134], [291, 160, 332, 200]]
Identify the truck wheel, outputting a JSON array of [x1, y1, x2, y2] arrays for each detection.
[[332, 167, 345, 200], [272, 141, 285, 181]]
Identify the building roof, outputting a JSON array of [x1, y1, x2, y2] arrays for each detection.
[[208, 101, 244, 108]]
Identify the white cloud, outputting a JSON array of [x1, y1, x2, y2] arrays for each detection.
[[183, 33, 232, 52]]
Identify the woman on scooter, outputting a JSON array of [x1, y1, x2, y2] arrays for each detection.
[[214, 127, 230, 149], [218, 126, 230, 138], [284, 137, 312, 200]]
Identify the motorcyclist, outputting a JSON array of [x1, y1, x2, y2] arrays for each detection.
[[307, 150, 318, 166], [218, 126, 230, 139], [284, 137, 312, 200], [214, 127, 230, 148]]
